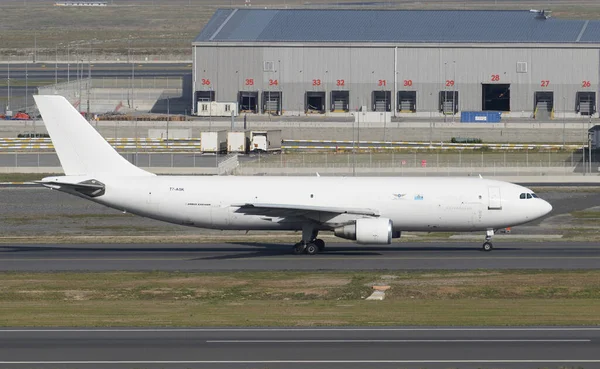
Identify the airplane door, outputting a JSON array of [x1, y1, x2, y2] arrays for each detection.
[[488, 187, 502, 210]]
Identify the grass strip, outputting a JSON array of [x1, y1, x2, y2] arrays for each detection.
[[0, 173, 59, 182], [0, 271, 599, 327]]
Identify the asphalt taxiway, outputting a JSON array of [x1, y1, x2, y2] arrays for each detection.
[[1, 241, 599, 271], [0, 327, 598, 369]]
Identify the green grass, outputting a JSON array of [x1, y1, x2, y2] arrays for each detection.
[[0, 173, 59, 182], [571, 211, 600, 219], [2, 299, 599, 327], [1, 271, 600, 326], [2, 213, 134, 223]]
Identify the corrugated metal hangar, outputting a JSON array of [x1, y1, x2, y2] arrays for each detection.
[[192, 9, 600, 120]]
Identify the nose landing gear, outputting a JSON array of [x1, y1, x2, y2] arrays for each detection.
[[482, 229, 494, 251]]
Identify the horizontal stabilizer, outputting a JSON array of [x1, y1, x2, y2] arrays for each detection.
[[37, 177, 106, 197]]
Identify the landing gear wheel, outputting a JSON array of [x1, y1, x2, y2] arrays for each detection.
[[482, 241, 493, 252], [314, 239, 325, 251], [292, 243, 305, 255], [305, 243, 319, 255]]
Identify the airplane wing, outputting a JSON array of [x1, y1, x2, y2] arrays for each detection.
[[234, 203, 379, 217]]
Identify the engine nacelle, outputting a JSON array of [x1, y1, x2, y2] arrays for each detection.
[[334, 218, 394, 245]]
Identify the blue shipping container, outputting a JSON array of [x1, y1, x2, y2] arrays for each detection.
[[460, 111, 502, 123]]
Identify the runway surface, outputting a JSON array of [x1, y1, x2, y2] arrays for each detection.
[[1, 241, 600, 271], [0, 327, 598, 368]]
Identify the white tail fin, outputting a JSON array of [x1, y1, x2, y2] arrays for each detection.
[[34, 95, 153, 177]]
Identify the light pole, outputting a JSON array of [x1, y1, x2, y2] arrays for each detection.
[[128, 35, 134, 110], [79, 58, 83, 113], [429, 92, 433, 146], [452, 60, 456, 122], [67, 43, 70, 84], [131, 50, 135, 111], [134, 116, 138, 166], [562, 97, 566, 148], [6, 62, 10, 113], [25, 57, 28, 114], [55, 44, 58, 86], [583, 121, 586, 176], [353, 109, 356, 177], [589, 114, 593, 174], [443, 61, 447, 122], [86, 41, 92, 121], [166, 97, 170, 149]]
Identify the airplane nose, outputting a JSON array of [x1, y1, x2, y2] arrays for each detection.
[[541, 200, 553, 216]]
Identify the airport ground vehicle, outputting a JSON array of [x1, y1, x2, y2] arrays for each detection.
[[249, 130, 282, 152]]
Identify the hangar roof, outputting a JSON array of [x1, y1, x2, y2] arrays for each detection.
[[194, 9, 600, 44]]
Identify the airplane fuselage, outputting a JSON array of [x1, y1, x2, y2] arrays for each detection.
[[88, 176, 548, 233]]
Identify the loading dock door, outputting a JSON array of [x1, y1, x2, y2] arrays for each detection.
[[262, 91, 282, 115], [398, 91, 417, 112], [488, 187, 502, 210], [576, 92, 596, 116], [372, 91, 391, 112], [331, 90, 350, 112], [534, 91, 553, 120], [439, 91, 459, 114], [482, 84, 510, 111], [305, 91, 326, 114], [196, 91, 215, 102], [238, 91, 258, 113]]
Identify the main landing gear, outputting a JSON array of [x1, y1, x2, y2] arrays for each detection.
[[292, 238, 325, 255], [482, 229, 494, 252], [292, 226, 325, 255]]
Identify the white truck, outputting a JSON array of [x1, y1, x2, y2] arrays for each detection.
[[249, 130, 282, 153], [227, 131, 251, 154], [200, 130, 228, 153]]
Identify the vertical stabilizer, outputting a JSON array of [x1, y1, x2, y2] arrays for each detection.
[[34, 95, 153, 177]]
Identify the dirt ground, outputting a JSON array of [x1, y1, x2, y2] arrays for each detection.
[[0, 0, 598, 56]]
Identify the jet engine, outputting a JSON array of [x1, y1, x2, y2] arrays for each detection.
[[334, 218, 397, 244]]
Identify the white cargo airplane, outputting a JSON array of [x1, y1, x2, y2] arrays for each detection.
[[34, 95, 552, 254]]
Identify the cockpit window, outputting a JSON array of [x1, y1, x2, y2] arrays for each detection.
[[531, 193, 539, 198], [520, 193, 526, 199], [527, 193, 532, 199]]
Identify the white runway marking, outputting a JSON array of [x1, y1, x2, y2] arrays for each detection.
[[1, 360, 600, 365], [1, 327, 600, 332], [206, 339, 591, 343]]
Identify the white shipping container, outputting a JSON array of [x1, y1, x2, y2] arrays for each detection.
[[227, 131, 250, 153], [200, 130, 228, 153], [196, 102, 238, 117]]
